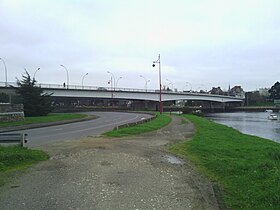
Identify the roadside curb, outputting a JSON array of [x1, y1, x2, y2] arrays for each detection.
[[0, 115, 97, 133], [113, 112, 156, 130]]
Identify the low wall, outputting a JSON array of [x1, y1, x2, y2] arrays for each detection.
[[0, 103, 24, 122]]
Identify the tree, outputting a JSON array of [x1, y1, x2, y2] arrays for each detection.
[[14, 71, 52, 116], [269, 81, 280, 99]]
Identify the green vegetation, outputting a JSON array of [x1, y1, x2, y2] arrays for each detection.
[[246, 101, 274, 107], [0, 145, 48, 186], [269, 81, 280, 100], [0, 113, 87, 128], [169, 114, 280, 210], [245, 90, 273, 107], [104, 113, 171, 137], [15, 70, 52, 116]]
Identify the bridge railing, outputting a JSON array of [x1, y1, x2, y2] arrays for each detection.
[[0, 82, 245, 99]]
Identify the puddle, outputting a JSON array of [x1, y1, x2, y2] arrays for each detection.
[[164, 155, 184, 165]]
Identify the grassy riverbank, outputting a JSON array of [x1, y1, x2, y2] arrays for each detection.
[[104, 113, 171, 137], [170, 114, 280, 210], [0, 146, 48, 186], [0, 113, 87, 128]]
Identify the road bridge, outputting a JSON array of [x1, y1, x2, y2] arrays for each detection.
[[0, 82, 244, 103], [1, 82, 244, 103]]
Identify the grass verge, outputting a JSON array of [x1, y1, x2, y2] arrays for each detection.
[[0, 113, 87, 128], [0, 145, 49, 186], [169, 114, 280, 210], [104, 113, 171, 137]]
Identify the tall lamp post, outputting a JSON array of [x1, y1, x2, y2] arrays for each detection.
[[60, 64, 69, 89], [82, 73, 88, 88], [140, 75, 150, 91], [152, 54, 162, 114], [33, 68, 40, 80], [0, 58, 7, 87], [116, 76, 122, 88], [107, 71, 115, 90]]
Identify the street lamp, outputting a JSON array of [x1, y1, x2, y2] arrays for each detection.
[[152, 54, 162, 114], [0, 58, 7, 87], [82, 73, 88, 88], [33, 68, 40, 80], [60, 64, 69, 89], [140, 75, 150, 91], [107, 71, 115, 90], [166, 78, 173, 90], [116, 76, 122, 88]]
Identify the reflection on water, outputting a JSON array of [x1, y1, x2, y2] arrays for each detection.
[[205, 112, 280, 143]]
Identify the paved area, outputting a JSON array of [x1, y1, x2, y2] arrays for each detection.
[[0, 116, 220, 210], [2, 112, 152, 147]]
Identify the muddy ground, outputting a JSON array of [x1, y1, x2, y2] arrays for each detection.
[[0, 116, 220, 210]]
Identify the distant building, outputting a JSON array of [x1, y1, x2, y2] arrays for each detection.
[[229, 86, 245, 98], [209, 87, 223, 95], [259, 88, 269, 97]]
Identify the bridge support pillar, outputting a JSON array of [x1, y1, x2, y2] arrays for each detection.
[[132, 101, 158, 111]]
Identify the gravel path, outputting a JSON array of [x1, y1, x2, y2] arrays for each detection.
[[0, 115, 220, 210]]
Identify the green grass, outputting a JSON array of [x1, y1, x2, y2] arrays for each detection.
[[169, 114, 280, 210], [0, 145, 49, 186], [104, 113, 171, 137], [0, 113, 87, 128]]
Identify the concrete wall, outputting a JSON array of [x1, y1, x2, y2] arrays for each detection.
[[0, 103, 24, 122]]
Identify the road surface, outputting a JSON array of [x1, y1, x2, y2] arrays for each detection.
[[13, 112, 152, 147]]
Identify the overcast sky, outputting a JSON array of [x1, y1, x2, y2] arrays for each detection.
[[0, 0, 280, 91]]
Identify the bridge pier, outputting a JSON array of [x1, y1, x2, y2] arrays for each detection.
[[131, 101, 158, 111]]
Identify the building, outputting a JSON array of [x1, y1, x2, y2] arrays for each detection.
[[229, 86, 245, 98]]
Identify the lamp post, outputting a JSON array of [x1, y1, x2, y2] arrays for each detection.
[[82, 73, 88, 88], [107, 71, 115, 90], [152, 54, 162, 114], [140, 75, 150, 91], [60, 64, 69, 89], [0, 58, 7, 87], [33, 68, 40, 80], [116, 76, 122, 88], [166, 78, 173, 90]]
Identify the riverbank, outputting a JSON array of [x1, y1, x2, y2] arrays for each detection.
[[170, 114, 280, 210], [205, 111, 280, 143]]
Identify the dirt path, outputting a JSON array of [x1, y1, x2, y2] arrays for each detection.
[[0, 116, 220, 210]]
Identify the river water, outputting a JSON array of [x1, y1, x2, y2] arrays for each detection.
[[205, 112, 280, 143]]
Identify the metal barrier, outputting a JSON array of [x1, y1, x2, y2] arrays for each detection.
[[0, 133, 28, 147]]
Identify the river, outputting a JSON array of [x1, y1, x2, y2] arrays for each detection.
[[205, 112, 280, 143]]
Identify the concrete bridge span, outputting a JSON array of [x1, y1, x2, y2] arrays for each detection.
[[40, 87, 243, 103], [0, 82, 244, 103]]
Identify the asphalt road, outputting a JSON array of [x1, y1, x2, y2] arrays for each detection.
[[16, 112, 152, 148]]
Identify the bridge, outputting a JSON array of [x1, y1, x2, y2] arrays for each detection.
[[0, 82, 244, 103]]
